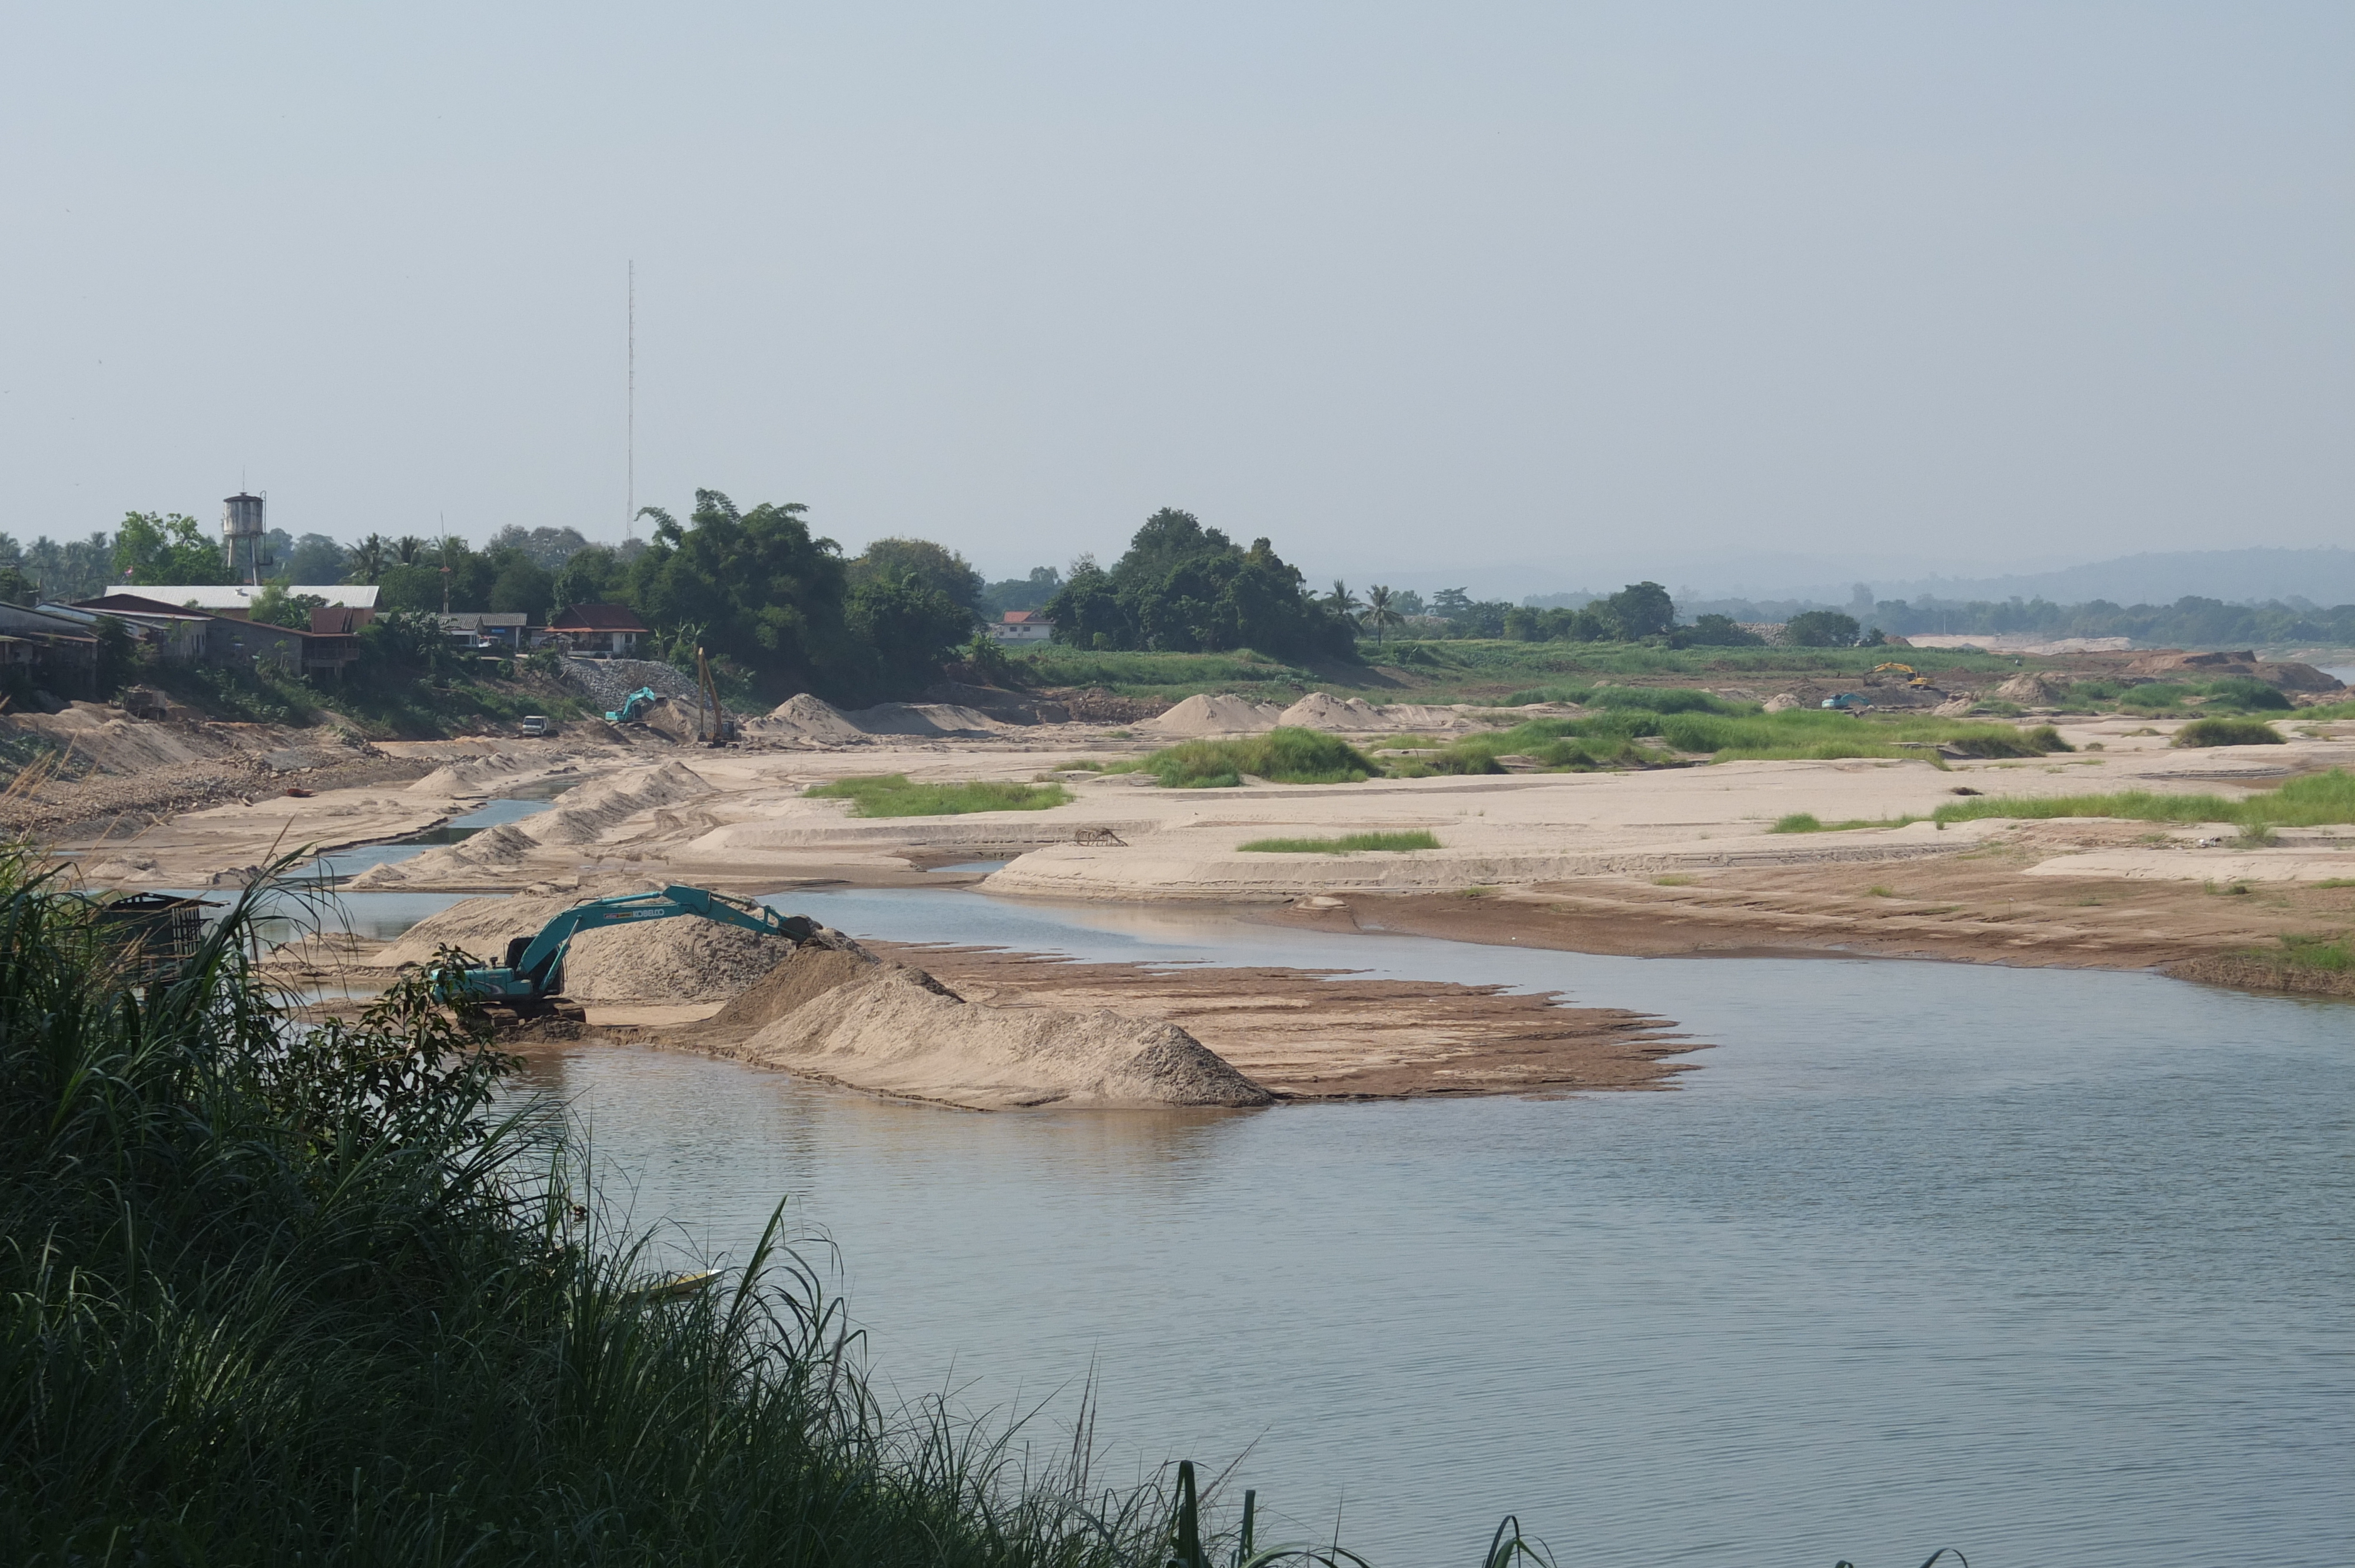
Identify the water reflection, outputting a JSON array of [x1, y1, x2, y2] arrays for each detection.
[[513, 888, 2351, 1568]]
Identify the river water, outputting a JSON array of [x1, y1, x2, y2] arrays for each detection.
[[497, 887, 2351, 1567]]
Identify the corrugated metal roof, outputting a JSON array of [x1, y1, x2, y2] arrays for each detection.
[[98, 584, 380, 610]]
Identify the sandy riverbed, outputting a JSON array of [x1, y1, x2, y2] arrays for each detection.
[[67, 705, 2355, 1082]]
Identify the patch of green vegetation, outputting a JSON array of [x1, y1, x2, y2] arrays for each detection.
[[1933, 767, 2355, 830], [2314, 877, 2355, 889], [805, 773, 1073, 816], [1126, 727, 1378, 788], [1769, 812, 1925, 833], [1653, 873, 1697, 886], [1237, 829, 1441, 853], [1, 852, 1209, 1566], [2171, 717, 2285, 748], [1013, 647, 1319, 701]]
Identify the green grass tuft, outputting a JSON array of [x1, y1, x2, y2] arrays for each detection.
[[1769, 812, 1923, 833], [2171, 717, 2285, 748], [1931, 766, 2355, 830], [1132, 727, 1379, 788], [806, 773, 1072, 816], [1237, 830, 1442, 853]]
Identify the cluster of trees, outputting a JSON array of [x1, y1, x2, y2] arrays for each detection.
[[1685, 585, 2355, 648], [1040, 510, 1361, 661], [1372, 582, 1772, 647]]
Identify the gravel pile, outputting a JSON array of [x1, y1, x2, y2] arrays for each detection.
[[559, 657, 699, 712]]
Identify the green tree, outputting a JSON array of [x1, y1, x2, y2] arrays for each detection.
[[850, 538, 986, 619], [112, 512, 230, 587], [1603, 581, 1676, 640], [1362, 584, 1404, 643], [344, 534, 389, 584], [1042, 510, 1357, 661], [1785, 609, 1863, 647], [249, 584, 329, 630], [1676, 612, 1766, 647], [843, 572, 974, 700], [283, 533, 347, 582], [982, 566, 1062, 614], [1324, 580, 1365, 620], [551, 544, 629, 612], [626, 490, 857, 697], [486, 554, 555, 620]]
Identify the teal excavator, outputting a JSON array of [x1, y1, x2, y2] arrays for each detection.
[[433, 885, 827, 1024], [605, 686, 662, 724]]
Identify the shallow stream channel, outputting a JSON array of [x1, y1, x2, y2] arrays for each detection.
[[317, 883, 2346, 1564]]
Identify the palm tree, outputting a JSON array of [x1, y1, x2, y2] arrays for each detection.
[[1362, 584, 1404, 643], [346, 533, 388, 584], [1323, 580, 1364, 622], [393, 535, 427, 567]]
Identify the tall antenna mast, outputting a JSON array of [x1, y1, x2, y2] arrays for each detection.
[[626, 260, 635, 540]]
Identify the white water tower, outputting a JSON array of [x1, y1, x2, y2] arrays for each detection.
[[221, 492, 266, 583]]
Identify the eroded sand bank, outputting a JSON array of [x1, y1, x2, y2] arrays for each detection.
[[74, 701, 2355, 1017]]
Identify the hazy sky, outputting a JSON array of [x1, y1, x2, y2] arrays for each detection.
[[4, 3, 2348, 595]]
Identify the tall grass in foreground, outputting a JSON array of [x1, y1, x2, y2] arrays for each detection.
[[807, 773, 1073, 816], [0, 849, 1172, 1566], [1932, 767, 2355, 829]]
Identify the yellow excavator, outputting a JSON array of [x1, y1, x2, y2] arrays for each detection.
[[1869, 662, 1936, 689]]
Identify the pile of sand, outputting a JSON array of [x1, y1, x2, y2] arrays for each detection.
[[354, 763, 712, 885], [1378, 703, 1492, 732], [1136, 693, 1286, 736], [562, 919, 800, 1002], [841, 703, 1010, 737], [735, 964, 1273, 1110], [1763, 693, 1803, 713], [370, 889, 839, 1004], [1995, 672, 2071, 705], [376, 893, 588, 965], [746, 694, 871, 743], [709, 942, 901, 1027], [1278, 693, 1385, 730]]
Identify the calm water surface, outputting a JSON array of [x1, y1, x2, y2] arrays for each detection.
[[511, 889, 2352, 1567]]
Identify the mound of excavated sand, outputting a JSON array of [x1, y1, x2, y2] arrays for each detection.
[[1763, 693, 1803, 713], [1995, 672, 2071, 705], [1373, 703, 1490, 732], [747, 693, 870, 743], [370, 889, 818, 1004], [709, 942, 898, 1028], [1278, 693, 1385, 730], [737, 965, 1273, 1110], [352, 763, 712, 885], [1136, 693, 1285, 737], [562, 919, 799, 1002], [376, 893, 587, 966], [841, 703, 1010, 736]]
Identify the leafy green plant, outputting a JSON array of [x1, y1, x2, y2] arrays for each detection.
[[804, 773, 1072, 816], [1128, 729, 1378, 788], [1769, 812, 1924, 833], [1237, 830, 1441, 853], [2171, 717, 2284, 748]]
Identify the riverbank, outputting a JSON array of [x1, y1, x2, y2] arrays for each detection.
[[60, 700, 2355, 1006]]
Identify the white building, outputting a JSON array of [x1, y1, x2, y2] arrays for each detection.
[[986, 610, 1054, 644], [109, 584, 380, 614]]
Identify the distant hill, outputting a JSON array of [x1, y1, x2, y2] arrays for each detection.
[[1866, 549, 2355, 609]]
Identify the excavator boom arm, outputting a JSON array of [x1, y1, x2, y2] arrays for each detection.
[[447, 886, 821, 1002]]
